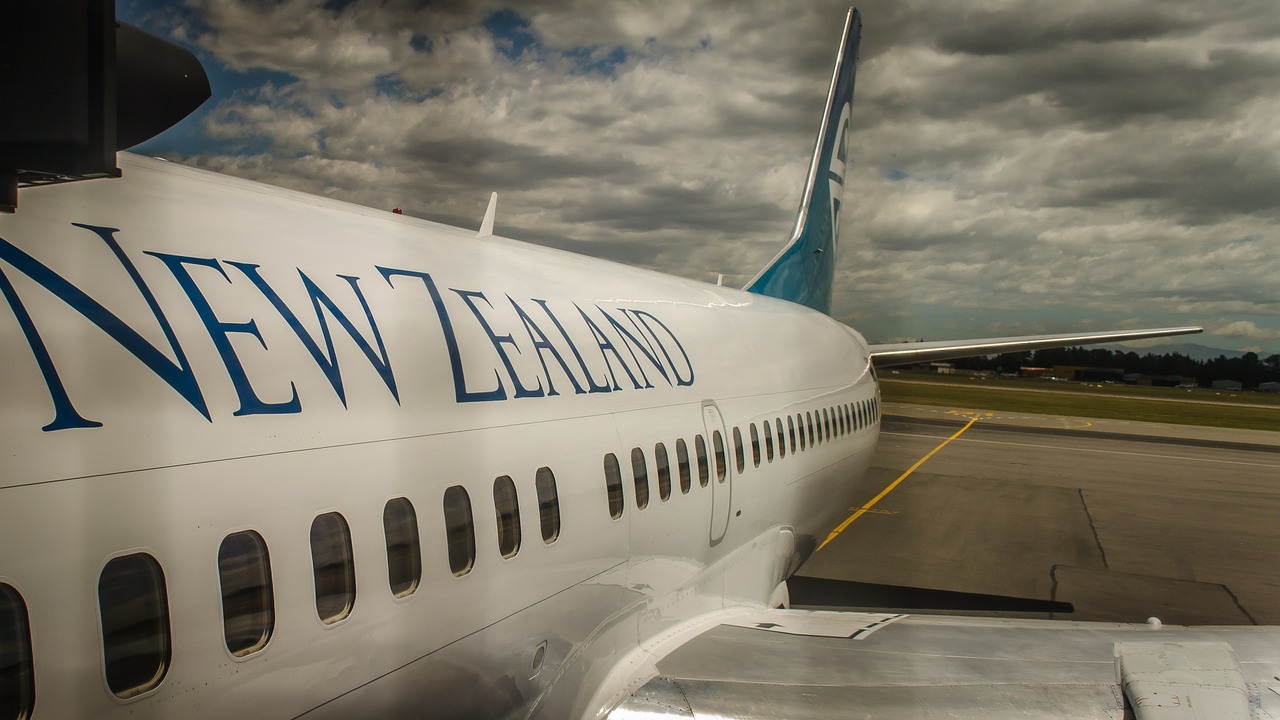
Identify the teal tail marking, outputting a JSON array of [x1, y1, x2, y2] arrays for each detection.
[[744, 8, 860, 315]]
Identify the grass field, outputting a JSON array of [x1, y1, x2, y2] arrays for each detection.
[[880, 373, 1280, 432]]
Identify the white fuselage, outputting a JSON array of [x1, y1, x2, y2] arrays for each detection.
[[0, 155, 880, 719]]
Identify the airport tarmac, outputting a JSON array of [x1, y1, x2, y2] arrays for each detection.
[[797, 402, 1280, 625]]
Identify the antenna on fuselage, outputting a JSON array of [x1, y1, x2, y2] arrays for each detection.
[[477, 192, 497, 237]]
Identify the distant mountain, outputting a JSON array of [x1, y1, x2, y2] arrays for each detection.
[[1100, 342, 1249, 362]]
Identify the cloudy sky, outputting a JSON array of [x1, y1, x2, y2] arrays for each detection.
[[118, 0, 1280, 355]]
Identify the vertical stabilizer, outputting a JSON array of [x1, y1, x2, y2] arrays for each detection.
[[744, 8, 860, 314]]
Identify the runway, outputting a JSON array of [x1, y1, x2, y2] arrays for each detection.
[[797, 403, 1280, 625]]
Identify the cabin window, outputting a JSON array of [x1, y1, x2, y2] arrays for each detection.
[[857, 402, 864, 430], [825, 408, 832, 439], [749, 424, 761, 467], [1, 583, 34, 718], [847, 404, 854, 431], [732, 427, 745, 474], [98, 553, 170, 698], [654, 443, 672, 501], [631, 447, 649, 509], [493, 475, 522, 559], [790, 415, 800, 451], [806, 412, 815, 447], [764, 421, 775, 462], [383, 498, 422, 597], [444, 486, 477, 576], [218, 530, 275, 656], [712, 430, 727, 483], [694, 435, 710, 487], [311, 513, 356, 623], [535, 467, 561, 544], [838, 406, 847, 436], [775, 418, 785, 458], [604, 453, 624, 519], [675, 439, 692, 494]]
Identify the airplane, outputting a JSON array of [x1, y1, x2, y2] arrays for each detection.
[[3, 5, 1276, 719]]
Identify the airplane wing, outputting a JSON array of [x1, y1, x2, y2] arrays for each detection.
[[604, 608, 1280, 719], [868, 327, 1204, 367]]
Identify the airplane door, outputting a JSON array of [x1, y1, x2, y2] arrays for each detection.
[[702, 401, 732, 545]]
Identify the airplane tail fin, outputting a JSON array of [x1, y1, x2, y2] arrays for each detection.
[[743, 7, 861, 314]]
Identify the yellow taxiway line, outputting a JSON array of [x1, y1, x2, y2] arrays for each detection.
[[817, 415, 979, 552]]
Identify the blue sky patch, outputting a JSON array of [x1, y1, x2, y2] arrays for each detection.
[[410, 33, 433, 53], [565, 45, 628, 76], [485, 9, 538, 60]]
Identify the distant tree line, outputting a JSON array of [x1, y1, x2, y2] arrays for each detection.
[[948, 347, 1280, 388]]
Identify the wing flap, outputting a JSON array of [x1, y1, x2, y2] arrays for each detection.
[[869, 327, 1203, 367], [606, 609, 1280, 720]]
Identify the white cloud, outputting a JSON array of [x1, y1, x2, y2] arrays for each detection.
[[122, 0, 1280, 354], [1211, 320, 1280, 342]]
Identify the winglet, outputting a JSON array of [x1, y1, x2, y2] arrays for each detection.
[[478, 192, 497, 238]]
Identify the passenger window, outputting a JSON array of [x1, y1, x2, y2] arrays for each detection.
[[857, 402, 864, 430], [311, 513, 356, 623], [631, 447, 650, 509], [1, 584, 34, 717], [790, 415, 800, 451], [218, 530, 275, 656], [749, 424, 761, 467], [604, 453, 624, 519], [383, 498, 422, 598], [695, 435, 710, 487], [443, 486, 476, 576], [763, 421, 774, 462], [675, 439, 692, 494], [775, 418, 785, 458], [823, 408, 831, 440], [535, 467, 561, 544], [493, 475, 522, 559], [732, 427, 745, 473], [654, 443, 672, 501], [712, 430, 727, 483], [806, 412, 815, 446], [98, 553, 171, 698]]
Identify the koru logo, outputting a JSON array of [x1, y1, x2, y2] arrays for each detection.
[[827, 101, 851, 245]]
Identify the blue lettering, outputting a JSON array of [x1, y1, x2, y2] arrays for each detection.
[[532, 298, 610, 394], [576, 303, 643, 391], [0, 224, 209, 430], [454, 289, 543, 399], [229, 263, 399, 407], [377, 266, 504, 403], [600, 306, 667, 388], [150, 253, 301, 416], [509, 296, 584, 397], [625, 309, 695, 387]]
